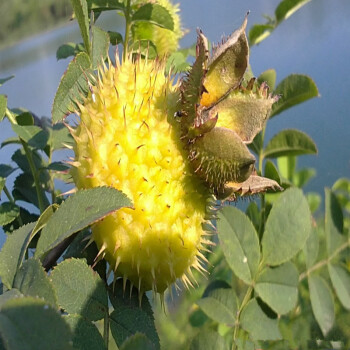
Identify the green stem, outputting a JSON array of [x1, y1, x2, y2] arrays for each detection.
[[257, 127, 266, 237], [104, 310, 110, 349], [299, 239, 350, 282], [21, 140, 46, 213], [6, 108, 46, 213], [123, 0, 131, 61], [231, 285, 254, 350]]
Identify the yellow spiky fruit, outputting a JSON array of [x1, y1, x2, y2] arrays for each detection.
[[71, 56, 212, 294]]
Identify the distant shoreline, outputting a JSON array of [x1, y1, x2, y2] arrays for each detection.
[[0, 0, 72, 50]]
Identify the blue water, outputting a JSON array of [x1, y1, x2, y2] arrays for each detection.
[[0, 0, 350, 242]]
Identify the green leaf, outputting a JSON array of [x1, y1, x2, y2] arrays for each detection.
[[64, 314, 106, 350], [87, 0, 125, 12], [109, 31, 123, 45], [52, 52, 92, 123], [0, 94, 7, 121], [166, 51, 191, 74], [306, 192, 321, 213], [264, 160, 281, 185], [13, 258, 58, 309], [275, 0, 312, 24], [325, 188, 346, 256], [263, 129, 317, 158], [11, 124, 49, 149], [130, 40, 158, 60], [15, 111, 34, 125], [0, 164, 15, 178], [197, 287, 237, 325], [303, 227, 319, 268], [262, 188, 311, 265], [50, 258, 108, 321], [248, 24, 274, 46], [120, 333, 156, 350], [109, 281, 159, 350], [240, 298, 282, 341], [294, 168, 316, 188], [245, 202, 260, 232], [0, 222, 36, 289], [35, 187, 132, 258], [110, 308, 159, 349], [132, 4, 174, 30], [0, 289, 23, 308], [71, 0, 90, 55], [258, 69, 276, 90], [0, 202, 20, 226], [91, 26, 109, 69], [190, 329, 228, 350], [271, 74, 319, 117], [308, 274, 335, 336], [328, 264, 350, 310], [0, 76, 14, 87], [13, 173, 50, 209], [255, 262, 298, 315], [217, 206, 260, 284], [0, 296, 73, 350], [56, 42, 85, 60], [277, 156, 296, 182]]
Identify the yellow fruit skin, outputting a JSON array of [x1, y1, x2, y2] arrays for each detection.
[[72, 57, 211, 293]]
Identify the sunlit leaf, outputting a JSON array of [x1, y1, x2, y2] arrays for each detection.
[[262, 188, 311, 265], [263, 129, 317, 158], [0, 94, 7, 121], [0, 222, 36, 289], [51, 258, 108, 321], [91, 26, 109, 69], [271, 74, 319, 117], [308, 274, 335, 336], [303, 227, 319, 268], [218, 206, 260, 284], [52, 52, 92, 123], [11, 124, 49, 149], [275, 0, 312, 24], [248, 24, 274, 46], [240, 298, 282, 341], [132, 4, 174, 30], [35, 187, 132, 258], [255, 262, 298, 315], [197, 287, 237, 325], [328, 264, 350, 310], [71, 0, 90, 55]]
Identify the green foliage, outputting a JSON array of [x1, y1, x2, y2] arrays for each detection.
[[1, 1, 350, 349]]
